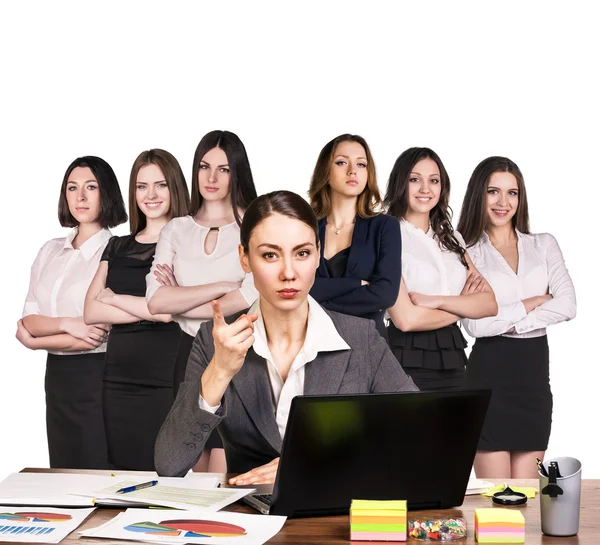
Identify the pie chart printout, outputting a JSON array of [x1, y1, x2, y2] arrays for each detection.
[[0, 512, 72, 523], [125, 519, 248, 538]]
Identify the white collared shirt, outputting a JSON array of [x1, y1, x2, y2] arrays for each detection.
[[400, 219, 468, 296], [146, 216, 259, 337], [22, 227, 112, 355], [199, 295, 350, 438], [462, 231, 576, 339]]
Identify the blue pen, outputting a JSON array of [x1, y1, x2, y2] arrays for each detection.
[[116, 480, 158, 494]]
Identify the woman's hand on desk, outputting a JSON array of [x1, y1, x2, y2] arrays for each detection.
[[229, 458, 280, 486]]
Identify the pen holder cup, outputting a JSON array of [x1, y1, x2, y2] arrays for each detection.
[[539, 456, 582, 536]]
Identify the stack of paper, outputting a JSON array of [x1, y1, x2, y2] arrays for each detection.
[[0, 473, 240, 510], [475, 508, 525, 543], [350, 500, 407, 542]]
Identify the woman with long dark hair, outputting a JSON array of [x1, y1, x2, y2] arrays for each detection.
[[308, 134, 401, 339], [16, 156, 127, 468], [384, 147, 497, 391], [155, 190, 418, 481], [458, 156, 576, 478], [84, 149, 190, 470], [146, 130, 259, 472]]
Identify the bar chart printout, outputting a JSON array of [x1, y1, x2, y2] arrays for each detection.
[[0, 507, 95, 543]]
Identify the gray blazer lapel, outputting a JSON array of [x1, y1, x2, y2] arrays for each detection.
[[230, 348, 282, 452], [304, 350, 352, 395]]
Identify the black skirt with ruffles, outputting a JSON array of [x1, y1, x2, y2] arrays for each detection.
[[387, 323, 468, 391]]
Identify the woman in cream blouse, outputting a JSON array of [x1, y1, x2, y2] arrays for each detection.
[[146, 130, 259, 472], [459, 156, 576, 478], [17, 156, 127, 469], [384, 147, 497, 390]]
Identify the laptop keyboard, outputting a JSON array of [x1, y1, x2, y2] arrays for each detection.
[[254, 493, 273, 506]]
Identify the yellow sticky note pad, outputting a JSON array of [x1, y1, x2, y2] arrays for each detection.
[[475, 508, 525, 524], [351, 500, 407, 511]]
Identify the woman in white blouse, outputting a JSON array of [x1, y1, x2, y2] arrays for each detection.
[[458, 156, 576, 478], [146, 130, 259, 472], [384, 147, 497, 391], [16, 156, 127, 468]]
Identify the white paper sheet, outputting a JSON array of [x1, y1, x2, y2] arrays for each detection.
[[0, 506, 95, 543], [0, 473, 219, 508], [81, 508, 286, 545], [465, 478, 494, 495], [92, 481, 253, 511]]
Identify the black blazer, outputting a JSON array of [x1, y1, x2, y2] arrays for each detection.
[[154, 309, 418, 477], [310, 214, 402, 337]]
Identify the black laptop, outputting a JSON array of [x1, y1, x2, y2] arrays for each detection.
[[242, 389, 490, 517]]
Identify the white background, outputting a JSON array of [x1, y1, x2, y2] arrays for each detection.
[[1, 2, 598, 477]]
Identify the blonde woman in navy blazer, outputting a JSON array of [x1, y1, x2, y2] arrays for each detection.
[[308, 134, 401, 339]]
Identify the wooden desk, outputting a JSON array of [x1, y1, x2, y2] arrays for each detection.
[[9, 470, 600, 544]]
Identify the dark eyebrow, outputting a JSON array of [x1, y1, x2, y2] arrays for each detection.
[[67, 179, 97, 184], [410, 171, 439, 177], [488, 185, 518, 191], [257, 242, 315, 251], [334, 154, 367, 160], [200, 160, 229, 168]]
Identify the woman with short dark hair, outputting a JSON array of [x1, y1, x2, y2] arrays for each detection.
[[155, 190, 418, 482], [308, 134, 401, 339], [146, 130, 259, 472], [384, 147, 497, 391], [16, 155, 127, 469], [84, 149, 190, 470], [458, 156, 576, 478]]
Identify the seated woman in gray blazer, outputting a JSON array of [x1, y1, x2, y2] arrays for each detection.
[[154, 190, 418, 484]]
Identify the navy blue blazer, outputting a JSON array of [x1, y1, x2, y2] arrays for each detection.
[[310, 213, 402, 338]]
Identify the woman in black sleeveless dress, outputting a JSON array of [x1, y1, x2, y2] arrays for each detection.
[[84, 149, 190, 470]]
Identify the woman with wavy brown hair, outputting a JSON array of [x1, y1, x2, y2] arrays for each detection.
[[308, 134, 401, 339], [384, 147, 497, 390]]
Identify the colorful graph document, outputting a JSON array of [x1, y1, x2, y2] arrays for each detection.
[[0, 506, 95, 543], [81, 508, 286, 545], [91, 481, 253, 511]]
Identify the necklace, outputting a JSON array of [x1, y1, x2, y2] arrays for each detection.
[[327, 218, 356, 235]]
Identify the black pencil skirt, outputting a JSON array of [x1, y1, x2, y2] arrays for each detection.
[[466, 334, 552, 451], [388, 323, 468, 391], [45, 352, 109, 469], [174, 331, 223, 450], [103, 321, 181, 470]]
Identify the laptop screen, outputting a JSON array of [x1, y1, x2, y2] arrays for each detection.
[[270, 390, 491, 517]]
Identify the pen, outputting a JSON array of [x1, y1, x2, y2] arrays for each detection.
[[536, 458, 548, 477], [116, 480, 158, 494]]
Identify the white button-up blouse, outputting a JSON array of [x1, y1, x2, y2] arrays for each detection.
[[462, 231, 576, 339], [400, 219, 468, 296], [22, 227, 112, 355]]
